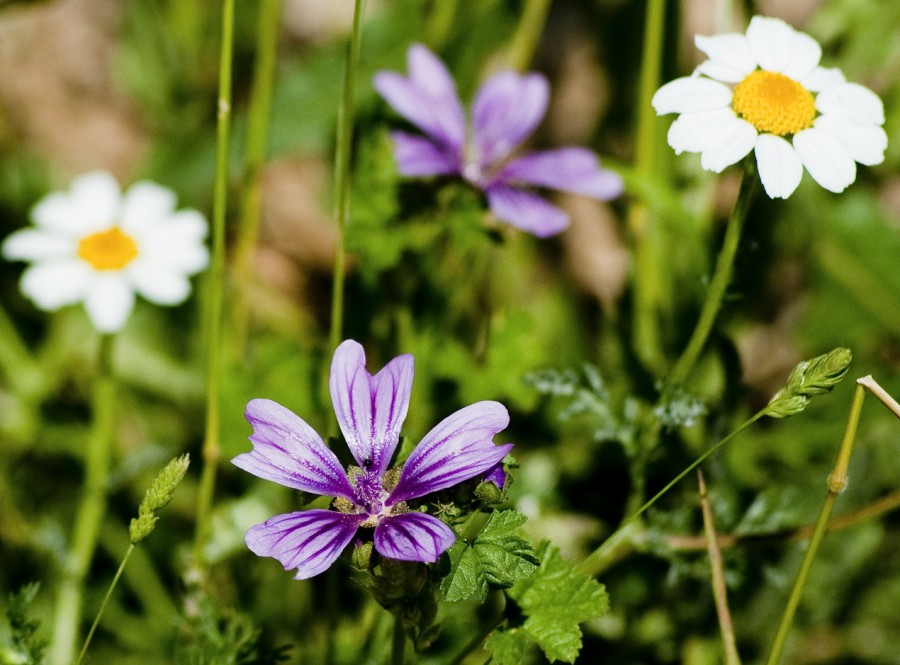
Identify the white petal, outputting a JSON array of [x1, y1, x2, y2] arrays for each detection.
[[814, 115, 887, 166], [700, 116, 758, 173], [755, 134, 803, 199], [651, 77, 733, 115], [666, 109, 736, 154], [746, 16, 798, 73], [793, 127, 857, 194], [781, 31, 822, 82], [695, 34, 757, 82], [128, 259, 192, 305], [120, 182, 178, 234], [816, 83, 885, 125], [32, 171, 121, 235], [800, 66, 846, 93], [19, 260, 91, 310], [2, 229, 76, 262], [84, 275, 136, 333]]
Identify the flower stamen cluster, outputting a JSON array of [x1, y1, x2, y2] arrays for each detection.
[[732, 70, 816, 136]]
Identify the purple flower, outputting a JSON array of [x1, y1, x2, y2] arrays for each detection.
[[374, 44, 623, 237], [232, 339, 513, 580]]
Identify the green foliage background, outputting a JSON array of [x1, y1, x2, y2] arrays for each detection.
[[0, 0, 898, 663]]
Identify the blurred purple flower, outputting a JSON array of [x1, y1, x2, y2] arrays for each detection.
[[232, 340, 513, 580], [373, 44, 623, 237]]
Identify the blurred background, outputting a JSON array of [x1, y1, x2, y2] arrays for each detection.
[[0, 0, 898, 663]]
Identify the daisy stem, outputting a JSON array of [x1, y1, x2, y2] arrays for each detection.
[[327, 0, 363, 427], [194, 0, 235, 564], [48, 334, 117, 665], [665, 166, 757, 394], [629, 0, 667, 376], [764, 380, 866, 665], [76, 543, 134, 665], [231, 0, 282, 357], [506, 0, 551, 71], [577, 408, 765, 578]]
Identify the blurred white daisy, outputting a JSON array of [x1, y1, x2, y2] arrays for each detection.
[[2, 171, 209, 333], [652, 16, 887, 198]]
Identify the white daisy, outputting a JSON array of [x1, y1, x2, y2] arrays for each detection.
[[652, 16, 887, 199], [2, 171, 209, 333]]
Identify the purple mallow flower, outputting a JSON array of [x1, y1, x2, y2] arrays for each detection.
[[232, 339, 513, 580], [374, 44, 623, 237]]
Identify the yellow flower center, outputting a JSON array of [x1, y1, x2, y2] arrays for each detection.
[[732, 70, 816, 136], [77, 227, 138, 271]]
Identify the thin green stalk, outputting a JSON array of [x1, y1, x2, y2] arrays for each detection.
[[629, 0, 667, 376], [506, 0, 552, 71], [49, 335, 117, 665], [392, 616, 406, 665], [194, 0, 235, 563], [578, 409, 765, 577], [765, 382, 867, 665], [326, 0, 364, 431], [76, 544, 135, 665], [328, 0, 364, 350], [665, 167, 757, 393], [232, 0, 282, 356]]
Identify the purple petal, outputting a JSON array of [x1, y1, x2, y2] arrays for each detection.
[[485, 184, 570, 237], [389, 401, 513, 503], [232, 399, 355, 501], [472, 71, 549, 168], [483, 462, 507, 489], [330, 340, 414, 476], [373, 44, 466, 152], [374, 512, 455, 563], [245, 509, 364, 580], [390, 131, 462, 176], [495, 148, 623, 200]]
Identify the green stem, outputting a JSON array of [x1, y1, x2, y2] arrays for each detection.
[[232, 0, 282, 357], [629, 0, 667, 376], [506, 0, 552, 71], [665, 167, 757, 393], [194, 0, 235, 563], [326, 0, 364, 429], [49, 335, 117, 665], [764, 382, 866, 665], [578, 409, 765, 577], [76, 543, 135, 665], [392, 616, 406, 665]]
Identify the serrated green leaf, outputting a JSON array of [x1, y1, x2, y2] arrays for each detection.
[[507, 541, 609, 663], [440, 510, 538, 602], [484, 627, 529, 665]]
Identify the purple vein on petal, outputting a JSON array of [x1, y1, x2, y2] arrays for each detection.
[[245, 509, 364, 580], [374, 511, 455, 563], [233, 399, 355, 500], [389, 401, 512, 502]]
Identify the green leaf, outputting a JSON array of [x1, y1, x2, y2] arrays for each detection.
[[506, 541, 610, 663], [483, 628, 529, 665], [440, 510, 538, 602]]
